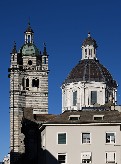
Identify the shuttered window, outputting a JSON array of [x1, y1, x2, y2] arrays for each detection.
[[81, 152, 92, 163], [58, 133, 66, 144], [106, 152, 116, 163], [58, 153, 66, 163]]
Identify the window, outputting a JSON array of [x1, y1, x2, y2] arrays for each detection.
[[73, 91, 77, 106], [106, 133, 115, 144], [26, 78, 29, 90], [89, 49, 92, 56], [58, 153, 66, 164], [82, 133, 90, 144], [32, 78, 39, 88], [22, 78, 25, 90], [28, 35, 30, 43], [106, 152, 116, 163], [44, 57, 46, 64], [69, 115, 80, 121], [91, 91, 97, 105], [85, 49, 87, 58], [58, 133, 66, 144], [93, 115, 104, 120], [28, 60, 32, 65], [81, 152, 92, 163]]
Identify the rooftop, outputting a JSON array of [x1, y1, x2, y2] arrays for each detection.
[[41, 110, 121, 124]]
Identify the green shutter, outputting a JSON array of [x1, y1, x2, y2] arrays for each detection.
[[58, 133, 66, 144]]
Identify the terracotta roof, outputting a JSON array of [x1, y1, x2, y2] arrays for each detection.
[[64, 59, 117, 88], [42, 110, 121, 124]]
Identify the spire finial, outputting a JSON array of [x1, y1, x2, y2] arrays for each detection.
[[12, 41, 17, 54], [28, 17, 31, 27], [43, 42, 47, 55], [88, 32, 91, 37]]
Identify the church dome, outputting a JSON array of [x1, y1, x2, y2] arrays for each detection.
[[64, 59, 117, 87], [19, 43, 40, 56], [82, 32, 98, 48]]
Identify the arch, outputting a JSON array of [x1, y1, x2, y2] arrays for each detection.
[[22, 78, 25, 90], [32, 78, 39, 88]]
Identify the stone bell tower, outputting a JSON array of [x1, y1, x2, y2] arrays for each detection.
[[8, 23, 49, 161]]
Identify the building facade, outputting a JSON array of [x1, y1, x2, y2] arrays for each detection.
[[40, 110, 121, 164]]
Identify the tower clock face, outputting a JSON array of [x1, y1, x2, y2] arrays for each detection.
[[28, 60, 32, 65]]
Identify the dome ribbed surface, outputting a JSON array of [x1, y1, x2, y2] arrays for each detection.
[[82, 36, 98, 48], [64, 59, 117, 87]]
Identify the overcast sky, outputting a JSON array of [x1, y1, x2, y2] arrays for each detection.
[[0, 0, 121, 161]]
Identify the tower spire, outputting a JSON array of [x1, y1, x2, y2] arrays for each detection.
[[12, 41, 17, 54], [43, 42, 47, 55], [25, 22, 34, 44]]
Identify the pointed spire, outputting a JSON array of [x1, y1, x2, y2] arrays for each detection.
[[25, 21, 34, 33], [43, 42, 47, 55], [12, 41, 17, 54]]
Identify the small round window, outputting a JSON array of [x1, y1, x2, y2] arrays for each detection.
[[28, 60, 32, 65]]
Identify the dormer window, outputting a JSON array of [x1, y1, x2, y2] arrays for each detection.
[[69, 115, 80, 121], [93, 115, 104, 120]]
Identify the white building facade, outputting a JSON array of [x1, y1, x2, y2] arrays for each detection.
[[40, 110, 121, 164]]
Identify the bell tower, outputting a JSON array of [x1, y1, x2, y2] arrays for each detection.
[[8, 23, 49, 161]]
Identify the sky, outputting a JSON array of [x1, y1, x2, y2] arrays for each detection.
[[0, 0, 121, 161]]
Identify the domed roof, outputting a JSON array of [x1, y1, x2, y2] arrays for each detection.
[[19, 43, 40, 56], [64, 59, 117, 88], [82, 33, 98, 48]]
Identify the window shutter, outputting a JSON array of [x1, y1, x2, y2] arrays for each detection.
[[58, 133, 66, 144], [106, 152, 115, 162]]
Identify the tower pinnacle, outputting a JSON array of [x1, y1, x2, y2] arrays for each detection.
[[25, 22, 34, 44]]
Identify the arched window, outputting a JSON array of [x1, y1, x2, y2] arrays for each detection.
[[26, 78, 29, 90], [44, 57, 46, 64], [32, 78, 39, 88], [22, 78, 25, 90]]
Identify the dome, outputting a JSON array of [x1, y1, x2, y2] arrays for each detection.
[[64, 59, 117, 88], [82, 33, 98, 48], [19, 43, 40, 56]]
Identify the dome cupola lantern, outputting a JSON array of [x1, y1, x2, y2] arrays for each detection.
[[24, 22, 34, 44], [82, 32, 98, 60]]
